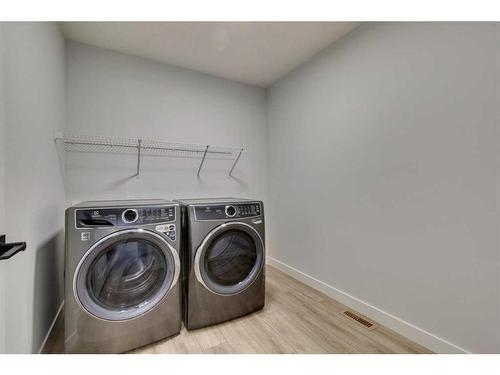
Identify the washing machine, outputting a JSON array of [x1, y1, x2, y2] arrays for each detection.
[[64, 199, 181, 353], [176, 198, 265, 330]]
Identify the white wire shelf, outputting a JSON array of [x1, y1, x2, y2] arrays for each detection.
[[55, 133, 244, 176]]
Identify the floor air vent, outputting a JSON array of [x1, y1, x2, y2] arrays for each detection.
[[343, 311, 377, 330]]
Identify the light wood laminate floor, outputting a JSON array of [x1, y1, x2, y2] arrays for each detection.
[[43, 265, 432, 354]]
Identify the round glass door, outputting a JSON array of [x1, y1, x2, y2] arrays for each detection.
[[74, 229, 179, 321], [195, 222, 264, 296]]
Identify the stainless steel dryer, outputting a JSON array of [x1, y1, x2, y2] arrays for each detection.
[[64, 199, 181, 353], [176, 198, 265, 330]]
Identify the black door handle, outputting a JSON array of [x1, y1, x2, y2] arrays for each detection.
[[0, 235, 27, 260]]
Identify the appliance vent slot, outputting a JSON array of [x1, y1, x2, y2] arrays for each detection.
[[343, 311, 376, 330]]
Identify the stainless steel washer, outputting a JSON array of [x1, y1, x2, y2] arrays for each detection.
[[176, 198, 265, 330], [64, 199, 181, 353]]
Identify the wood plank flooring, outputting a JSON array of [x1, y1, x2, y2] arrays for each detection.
[[43, 265, 432, 354]]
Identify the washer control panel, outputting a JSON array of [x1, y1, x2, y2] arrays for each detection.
[[75, 206, 175, 228], [194, 202, 261, 221]]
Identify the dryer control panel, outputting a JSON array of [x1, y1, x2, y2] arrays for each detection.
[[194, 202, 261, 221], [75, 206, 176, 228]]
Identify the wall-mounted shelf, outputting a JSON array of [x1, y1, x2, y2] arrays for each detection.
[[54, 133, 244, 177]]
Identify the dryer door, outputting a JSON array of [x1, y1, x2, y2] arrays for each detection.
[[74, 228, 180, 321], [194, 222, 264, 296]]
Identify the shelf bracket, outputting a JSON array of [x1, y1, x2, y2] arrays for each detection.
[[229, 148, 244, 177], [136, 139, 142, 176], [197, 145, 210, 177]]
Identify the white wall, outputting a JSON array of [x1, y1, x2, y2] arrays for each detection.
[[0, 24, 6, 353], [267, 23, 499, 353], [1, 22, 66, 353], [65, 42, 267, 204], [497, 26, 500, 351]]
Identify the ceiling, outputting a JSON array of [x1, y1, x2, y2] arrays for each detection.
[[61, 22, 359, 87]]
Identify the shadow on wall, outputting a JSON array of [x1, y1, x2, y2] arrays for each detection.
[[62, 147, 254, 203], [32, 229, 64, 353]]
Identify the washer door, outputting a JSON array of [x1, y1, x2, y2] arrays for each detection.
[[195, 222, 264, 296], [74, 228, 180, 321]]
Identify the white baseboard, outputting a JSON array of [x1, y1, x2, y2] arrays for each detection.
[[38, 301, 64, 354], [266, 256, 469, 354]]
